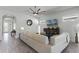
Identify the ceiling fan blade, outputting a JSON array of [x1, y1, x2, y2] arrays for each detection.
[[39, 11, 46, 13], [37, 11, 46, 15], [37, 8, 40, 12], [29, 8, 36, 14], [41, 11, 46, 12], [29, 8, 35, 12]]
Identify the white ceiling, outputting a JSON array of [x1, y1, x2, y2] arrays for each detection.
[[0, 6, 76, 14]]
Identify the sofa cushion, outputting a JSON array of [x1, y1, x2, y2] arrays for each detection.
[[21, 32, 49, 44], [50, 35, 58, 45]]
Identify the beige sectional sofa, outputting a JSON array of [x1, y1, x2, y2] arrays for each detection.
[[20, 32, 70, 53]]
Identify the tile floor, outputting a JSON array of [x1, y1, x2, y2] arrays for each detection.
[[0, 33, 36, 53], [0, 33, 79, 53], [63, 42, 79, 53]]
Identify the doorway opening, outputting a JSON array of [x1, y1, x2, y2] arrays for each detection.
[[2, 15, 16, 40]]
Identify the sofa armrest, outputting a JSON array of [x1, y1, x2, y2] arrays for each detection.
[[50, 32, 70, 45]]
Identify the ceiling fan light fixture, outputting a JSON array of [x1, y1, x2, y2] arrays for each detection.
[[28, 6, 46, 15], [34, 13, 37, 16]]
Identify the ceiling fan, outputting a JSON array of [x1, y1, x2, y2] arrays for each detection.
[[28, 6, 46, 15]]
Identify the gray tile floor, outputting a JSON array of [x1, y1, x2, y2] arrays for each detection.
[[0, 33, 79, 53], [63, 42, 79, 53], [0, 33, 36, 53]]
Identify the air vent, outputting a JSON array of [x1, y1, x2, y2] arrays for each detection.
[[63, 16, 78, 22]]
